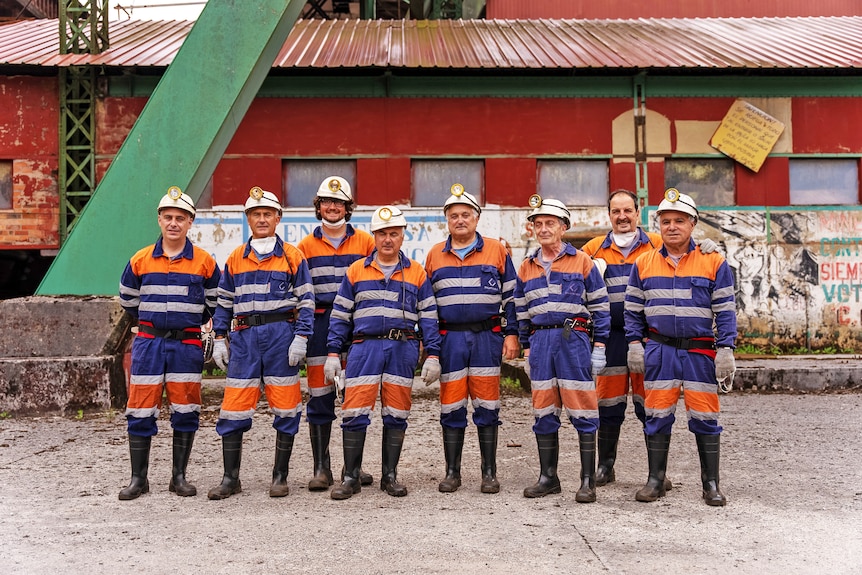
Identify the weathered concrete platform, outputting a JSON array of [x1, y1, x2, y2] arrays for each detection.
[[0, 296, 130, 414]]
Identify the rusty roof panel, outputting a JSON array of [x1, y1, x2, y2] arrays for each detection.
[[2, 17, 862, 70]]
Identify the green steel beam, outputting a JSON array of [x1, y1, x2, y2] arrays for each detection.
[[38, 0, 307, 295]]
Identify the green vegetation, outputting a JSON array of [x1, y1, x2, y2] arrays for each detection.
[[500, 376, 522, 392], [735, 344, 856, 355]]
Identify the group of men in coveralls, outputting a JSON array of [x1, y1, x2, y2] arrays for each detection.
[[119, 178, 736, 507]]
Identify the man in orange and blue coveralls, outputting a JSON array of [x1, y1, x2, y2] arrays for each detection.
[[583, 189, 720, 489], [208, 187, 315, 500], [297, 176, 375, 491], [118, 187, 220, 500], [515, 195, 610, 503], [325, 205, 442, 500], [625, 188, 736, 506], [424, 184, 519, 494]]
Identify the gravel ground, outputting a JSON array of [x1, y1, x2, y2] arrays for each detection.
[[1, 381, 861, 575]]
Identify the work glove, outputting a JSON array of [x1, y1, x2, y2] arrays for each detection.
[[627, 341, 645, 374], [524, 354, 531, 379], [698, 238, 719, 254], [421, 356, 441, 386], [324, 355, 342, 384], [592, 258, 608, 277], [715, 347, 736, 381], [288, 335, 308, 367], [212, 338, 229, 371], [590, 346, 607, 378]]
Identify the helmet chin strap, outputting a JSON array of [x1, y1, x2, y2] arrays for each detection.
[[322, 218, 346, 230]]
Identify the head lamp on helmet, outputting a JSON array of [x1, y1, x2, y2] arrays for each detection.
[[244, 186, 282, 213], [443, 183, 482, 215], [527, 194, 571, 229], [158, 186, 196, 217], [655, 188, 698, 220], [316, 176, 353, 203], [370, 205, 408, 232]]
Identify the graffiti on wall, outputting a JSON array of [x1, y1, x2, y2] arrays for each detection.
[[190, 205, 862, 351]]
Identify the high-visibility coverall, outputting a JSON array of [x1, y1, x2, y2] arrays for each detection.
[[424, 233, 518, 429], [581, 229, 661, 428], [119, 238, 221, 437], [297, 225, 374, 424], [213, 236, 314, 436], [515, 243, 610, 435], [624, 239, 737, 436], [327, 251, 441, 432]]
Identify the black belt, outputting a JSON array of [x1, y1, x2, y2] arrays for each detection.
[[234, 311, 296, 329], [648, 331, 715, 350], [138, 324, 201, 340], [531, 317, 591, 335], [353, 329, 417, 343], [439, 316, 501, 333], [314, 304, 333, 315]]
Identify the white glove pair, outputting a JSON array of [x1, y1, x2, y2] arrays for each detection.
[[590, 346, 607, 378], [421, 356, 441, 386], [212, 338, 229, 371], [288, 335, 308, 367]]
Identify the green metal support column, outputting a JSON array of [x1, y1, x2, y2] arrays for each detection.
[[39, 0, 308, 295], [633, 73, 650, 229], [58, 1, 109, 241]]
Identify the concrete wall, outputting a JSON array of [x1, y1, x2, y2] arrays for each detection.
[[0, 296, 131, 414]]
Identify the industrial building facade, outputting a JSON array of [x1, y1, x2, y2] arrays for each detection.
[[2, 14, 862, 350]]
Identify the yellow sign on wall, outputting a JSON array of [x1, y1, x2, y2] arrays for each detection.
[[710, 99, 785, 173]]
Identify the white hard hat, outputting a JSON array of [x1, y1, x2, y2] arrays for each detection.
[[656, 188, 698, 220], [316, 176, 353, 203], [158, 186, 196, 217], [244, 186, 282, 213], [443, 183, 481, 214], [370, 205, 407, 232], [527, 195, 571, 229]]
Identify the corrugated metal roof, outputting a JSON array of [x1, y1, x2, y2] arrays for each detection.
[[1, 16, 862, 70]]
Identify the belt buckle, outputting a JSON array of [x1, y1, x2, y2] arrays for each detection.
[[678, 338, 691, 350], [387, 328, 402, 341]]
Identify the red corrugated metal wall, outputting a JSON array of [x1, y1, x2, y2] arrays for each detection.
[[487, 0, 862, 19], [92, 93, 862, 209]]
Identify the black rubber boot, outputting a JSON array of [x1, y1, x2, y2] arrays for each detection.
[[478, 426, 500, 494], [696, 434, 727, 506], [595, 426, 620, 487], [168, 431, 197, 497], [269, 432, 294, 497], [380, 427, 408, 497], [523, 432, 561, 498], [644, 432, 673, 491], [308, 423, 334, 491], [331, 430, 366, 500], [119, 434, 151, 501], [438, 427, 464, 493], [575, 432, 597, 503], [635, 433, 670, 502], [207, 432, 243, 500]]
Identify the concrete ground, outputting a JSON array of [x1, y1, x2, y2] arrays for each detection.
[[1, 381, 861, 575]]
